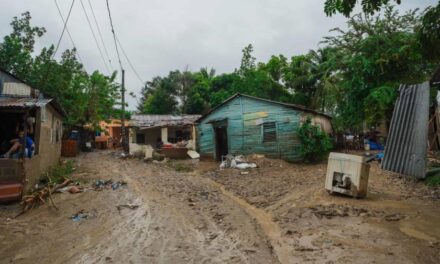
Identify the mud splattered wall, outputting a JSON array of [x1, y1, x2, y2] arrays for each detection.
[[197, 95, 304, 161]]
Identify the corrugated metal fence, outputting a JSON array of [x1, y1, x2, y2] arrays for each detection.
[[382, 82, 430, 179]]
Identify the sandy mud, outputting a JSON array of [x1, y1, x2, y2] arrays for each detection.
[[0, 151, 439, 264]]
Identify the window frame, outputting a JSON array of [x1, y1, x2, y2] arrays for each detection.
[[261, 122, 277, 143]]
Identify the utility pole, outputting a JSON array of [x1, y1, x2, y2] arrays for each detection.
[[121, 69, 128, 153]]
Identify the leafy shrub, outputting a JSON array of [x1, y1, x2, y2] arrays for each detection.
[[40, 160, 74, 185], [297, 117, 332, 162]]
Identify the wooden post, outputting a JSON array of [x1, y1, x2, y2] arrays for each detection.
[[121, 69, 128, 153]]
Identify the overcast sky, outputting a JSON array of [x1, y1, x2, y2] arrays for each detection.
[[0, 0, 436, 110]]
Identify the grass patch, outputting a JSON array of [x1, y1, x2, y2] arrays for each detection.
[[40, 160, 74, 185], [426, 175, 440, 187], [168, 162, 194, 173]]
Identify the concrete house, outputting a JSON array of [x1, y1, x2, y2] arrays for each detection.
[[197, 93, 332, 161], [0, 68, 66, 201], [128, 114, 200, 156]]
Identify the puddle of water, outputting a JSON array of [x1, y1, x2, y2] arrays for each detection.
[[399, 215, 440, 241]]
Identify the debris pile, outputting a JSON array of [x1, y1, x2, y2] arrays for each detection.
[[18, 179, 72, 216], [220, 155, 257, 169], [93, 179, 127, 191]]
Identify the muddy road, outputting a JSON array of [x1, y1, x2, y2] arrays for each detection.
[[0, 151, 439, 264]]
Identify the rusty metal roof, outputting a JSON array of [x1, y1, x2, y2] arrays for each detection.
[[129, 114, 201, 129], [0, 97, 51, 108], [0, 97, 66, 117]]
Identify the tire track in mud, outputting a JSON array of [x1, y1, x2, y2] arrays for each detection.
[[116, 160, 275, 263], [203, 177, 293, 264]]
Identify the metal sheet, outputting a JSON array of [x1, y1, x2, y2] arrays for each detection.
[[0, 97, 52, 108], [130, 114, 201, 128], [382, 82, 430, 179]]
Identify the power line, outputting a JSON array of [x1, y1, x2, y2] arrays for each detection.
[[54, 0, 84, 66], [52, 0, 75, 59], [79, 0, 111, 74], [106, 0, 128, 153], [87, 0, 113, 69], [116, 36, 144, 85], [105, 0, 123, 72]]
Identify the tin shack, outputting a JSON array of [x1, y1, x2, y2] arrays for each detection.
[[197, 93, 332, 161]]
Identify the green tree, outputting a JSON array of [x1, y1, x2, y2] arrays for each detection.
[[324, 0, 402, 17], [141, 76, 179, 114], [0, 12, 120, 128], [322, 5, 435, 131]]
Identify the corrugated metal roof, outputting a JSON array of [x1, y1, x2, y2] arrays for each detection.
[[0, 97, 52, 108], [130, 114, 201, 128], [197, 93, 331, 123], [382, 82, 430, 179]]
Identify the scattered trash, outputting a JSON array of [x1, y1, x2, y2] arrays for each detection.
[[235, 163, 257, 169], [116, 204, 139, 211], [93, 179, 127, 191], [68, 186, 82, 194], [187, 150, 200, 159], [240, 171, 249, 175], [70, 209, 96, 222], [220, 155, 257, 169]]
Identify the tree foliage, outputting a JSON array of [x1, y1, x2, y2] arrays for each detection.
[[297, 117, 332, 162], [136, 5, 438, 134], [0, 12, 121, 128], [324, 0, 402, 17]]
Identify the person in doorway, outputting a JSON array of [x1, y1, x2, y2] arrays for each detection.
[[0, 130, 34, 158], [155, 138, 163, 149]]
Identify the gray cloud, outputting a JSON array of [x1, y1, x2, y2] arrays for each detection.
[[0, 0, 436, 110]]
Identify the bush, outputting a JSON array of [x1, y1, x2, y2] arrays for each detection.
[[297, 117, 332, 162], [40, 160, 74, 185]]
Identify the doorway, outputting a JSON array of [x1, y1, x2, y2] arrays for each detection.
[[214, 125, 228, 160]]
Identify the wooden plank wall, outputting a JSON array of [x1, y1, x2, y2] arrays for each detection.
[[197, 96, 302, 161]]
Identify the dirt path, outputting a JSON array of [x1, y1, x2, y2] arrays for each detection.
[[0, 151, 277, 264], [204, 156, 440, 264], [1, 151, 439, 264]]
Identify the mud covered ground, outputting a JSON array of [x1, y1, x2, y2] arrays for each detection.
[[0, 151, 439, 264], [204, 155, 440, 263]]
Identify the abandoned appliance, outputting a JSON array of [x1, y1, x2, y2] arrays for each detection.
[[325, 152, 370, 198]]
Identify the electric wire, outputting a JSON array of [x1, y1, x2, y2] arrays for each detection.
[[116, 36, 144, 85], [52, 0, 75, 59], [105, 0, 123, 72], [54, 0, 84, 66], [79, 0, 111, 74], [87, 0, 113, 69]]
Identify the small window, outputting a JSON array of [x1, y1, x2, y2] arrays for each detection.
[[262, 122, 277, 142], [136, 133, 145, 144]]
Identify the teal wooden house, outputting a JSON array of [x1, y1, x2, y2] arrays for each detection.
[[197, 94, 332, 162]]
